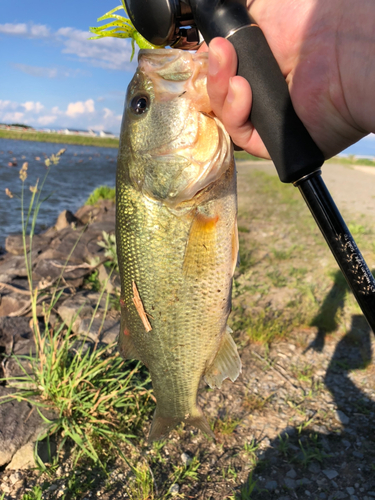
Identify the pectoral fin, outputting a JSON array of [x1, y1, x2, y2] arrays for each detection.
[[204, 326, 242, 389]]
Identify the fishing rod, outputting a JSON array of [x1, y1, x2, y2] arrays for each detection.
[[124, 0, 375, 333]]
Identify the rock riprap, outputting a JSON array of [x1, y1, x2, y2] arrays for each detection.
[[0, 200, 119, 470]]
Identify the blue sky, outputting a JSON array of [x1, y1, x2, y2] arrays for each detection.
[[0, 1, 374, 154], [0, 0, 137, 134]]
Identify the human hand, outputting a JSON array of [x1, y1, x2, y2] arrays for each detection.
[[199, 0, 375, 159]]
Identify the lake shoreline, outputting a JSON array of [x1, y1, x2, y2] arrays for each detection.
[[0, 129, 119, 148]]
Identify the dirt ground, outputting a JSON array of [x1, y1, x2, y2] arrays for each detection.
[[1, 161, 375, 500]]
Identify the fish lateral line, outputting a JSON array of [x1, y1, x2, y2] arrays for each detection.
[[132, 280, 152, 332]]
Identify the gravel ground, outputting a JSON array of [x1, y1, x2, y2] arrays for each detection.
[[1, 161, 374, 500]]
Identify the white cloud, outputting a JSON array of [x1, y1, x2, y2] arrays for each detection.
[[37, 115, 57, 126], [0, 23, 50, 38], [0, 97, 122, 134], [22, 101, 44, 113], [12, 63, 90, 79], [0, 23, 137, 72], [0, 100, 16, 110], [3, 112, 25, 123], [56, 27, 136, 71], [66, 99, 95, 117]]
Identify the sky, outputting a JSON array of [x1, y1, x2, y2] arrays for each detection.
[[0, 0, 374, 154], [0, 0, 137, 135]]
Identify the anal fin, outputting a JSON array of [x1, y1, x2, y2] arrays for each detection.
[[204, 326, 242, 389]]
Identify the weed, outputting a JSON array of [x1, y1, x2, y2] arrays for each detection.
[[267, 269, 287, 287], [291, 363, 314, 383], [125, 462, 155, 500], [232, 472, 259, 500], [277, 433, 290, 457], [232, 308, 286, 345], [271, 244, 299, 261], [20, 486, 43, 500], [212, 416, 242, 435], [242, 392, 270, 413], [222, 464, 238, 482], [238, 237, 256, 273], [85, 185, 116, 205], [296, 434, 328, 467], [84, 269, 101, 291], [243, 440, 259, 466], [289, 266, 308, 278]]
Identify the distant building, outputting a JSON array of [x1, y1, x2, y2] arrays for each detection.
[[99, 130, 117, 139], [63, 128, 97, 136]]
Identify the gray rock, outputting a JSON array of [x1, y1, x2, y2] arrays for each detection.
[[32, 258, 91, 285], [181, 452, 192, 465], [5, 234, 52, 256], [323, 469, 339, 480], [57, 293, 94, 332], [297, 478, 312, 486], [78, 316, 120, 344], [265, 480, 277, 491], [286, 469, 297, 479], [335, 410, 350, 425], [97, 264, 121, 294], [0, 292, 30, 316], [352, 451, 364, 459], [308, 462, 321, 474], [329, 493, 347, 500], [54, 210, 79, 231], [284, 478, 296, 489], [169, 484, 179, 496], [0, 387, 57, 468], [0, 254, 31, 281], [347, 487, 355, 495]]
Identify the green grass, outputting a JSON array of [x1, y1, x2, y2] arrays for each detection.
[[0, 129, 119, 148], [327, 155, 375, 167], [85, 185, 116, 205], [234, 150, 264, 162], [21, 486, 44, 500]]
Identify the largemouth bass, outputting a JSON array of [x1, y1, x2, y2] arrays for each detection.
[[116, 49, 241, 442]]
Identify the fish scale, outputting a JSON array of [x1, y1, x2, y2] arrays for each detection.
[[116, 49, 241, 441]]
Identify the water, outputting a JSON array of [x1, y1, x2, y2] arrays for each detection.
[[0, 138, 118, 249]]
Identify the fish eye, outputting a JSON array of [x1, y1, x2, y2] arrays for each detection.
[[130, 95, 149, 115]]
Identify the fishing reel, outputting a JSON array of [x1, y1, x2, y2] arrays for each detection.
[[124, 0, 375, 332], [124, 0, 251, 50]]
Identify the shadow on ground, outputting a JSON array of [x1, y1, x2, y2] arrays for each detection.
[[233, 271, 375, 500]]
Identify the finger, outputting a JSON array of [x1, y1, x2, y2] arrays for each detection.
[[197, 42, 208, 53], [207, 38, 238, 121], [222, 76, 270, 159]]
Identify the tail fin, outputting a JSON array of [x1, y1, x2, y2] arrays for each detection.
[[148, 406, 214, 443]]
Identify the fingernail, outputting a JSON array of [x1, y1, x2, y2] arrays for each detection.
[[227, 78, 236, 103], [208, 44, 221, 76]]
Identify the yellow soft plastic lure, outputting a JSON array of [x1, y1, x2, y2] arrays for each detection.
[[89, 0, 162, 60]]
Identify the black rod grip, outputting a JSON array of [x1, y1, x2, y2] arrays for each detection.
[[297, 172, 375, 333], [228, 26, 325, 183]]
